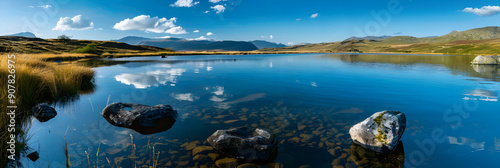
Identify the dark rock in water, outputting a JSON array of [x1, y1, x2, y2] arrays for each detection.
[[118, 158, 134, 168], [27, 151, 40, 161], [347, 141, 405, 168], [207, 127, 278, 163], [32, 103, 57, 122], [102, 102, 177, 135], [349, 111, 406, 153]]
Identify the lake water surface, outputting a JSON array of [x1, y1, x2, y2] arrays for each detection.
[[25, 54, 500, 167]]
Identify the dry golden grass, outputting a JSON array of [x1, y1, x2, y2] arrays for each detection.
[[0, 54, 95, 166]]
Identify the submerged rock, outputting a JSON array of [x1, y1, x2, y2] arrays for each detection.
[[102, 102, 177, 134], [349, 111, 406, 153], [32, 103, 57, 122], [207, 127, 279, 163], [471, 55, 500, 65]]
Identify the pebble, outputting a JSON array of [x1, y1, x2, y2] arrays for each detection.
[[224, 119, 239, 124], [192, 146, 215, 156], [215, 158, 239, 168], [193, 154, 210, 162]]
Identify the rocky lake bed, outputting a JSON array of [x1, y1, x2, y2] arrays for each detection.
[[22, 54, 500, 167]]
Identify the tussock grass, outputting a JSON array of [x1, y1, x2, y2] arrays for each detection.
[[0, 54, 95, 167]]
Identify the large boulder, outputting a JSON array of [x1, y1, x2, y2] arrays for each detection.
[[32, 103, 57, 122], [207, 127, 278, 163], [471, 55, 500, 65], [349, 111, 406, 153], [102, 102, 177, 135]]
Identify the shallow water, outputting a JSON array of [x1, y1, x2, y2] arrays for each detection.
[[25, 54, 500, 167]]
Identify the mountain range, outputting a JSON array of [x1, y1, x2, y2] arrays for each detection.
[[3, 26, 500, 55], [114, 36, 286, 51]]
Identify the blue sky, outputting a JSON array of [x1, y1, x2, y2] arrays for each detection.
[[1, 0, 500, 44]]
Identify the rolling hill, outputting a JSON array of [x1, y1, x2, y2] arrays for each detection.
[[0, 36, 165, 54], [262, 26, 500, 55]]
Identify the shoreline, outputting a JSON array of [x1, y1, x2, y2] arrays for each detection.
[[2, 51, 466, 61]]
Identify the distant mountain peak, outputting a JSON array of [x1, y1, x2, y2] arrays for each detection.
[[3, 32, 37, 38], [250, 40, 287, 49]]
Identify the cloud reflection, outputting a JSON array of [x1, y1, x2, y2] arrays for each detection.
[[448, 136, 485, 151], [115, 68, 186, 89], [463, 89, 498, 102], [212, 86, 224, 96], [174, 93, 198, 102], [210, 96, 226, 102], [214, 93, 266, 109]]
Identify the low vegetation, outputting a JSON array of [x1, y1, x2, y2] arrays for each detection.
[[0, 54, 95, 166], [73, 43, 98, 54], [0, 36, 166, 54]]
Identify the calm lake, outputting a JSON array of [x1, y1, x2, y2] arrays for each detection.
[[24, 54, 500, 167]]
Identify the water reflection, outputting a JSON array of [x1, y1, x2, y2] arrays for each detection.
[[448, 136, 485, 152], [22, 54, 500, 167], [173, 93, 198, 102], [215, 93, 266, 109], [346, 142, 405, 168], [463, 89, 498, 101], [115, 68, 186, 89], [495, 138, 500, 151], [325, 54, 500, 81]]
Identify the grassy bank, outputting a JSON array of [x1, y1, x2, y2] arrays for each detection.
[[0, 54, 95, 166]]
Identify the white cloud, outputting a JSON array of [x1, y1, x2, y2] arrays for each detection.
[[53, 15, 94, 31], [209, 0, 226, 3], [113, 15, 187, 34], [40, 5, 52, 9], [211, 5, 226, 14], [171, 0, 199, 7], [204, 10, 210, 13], [187, 36, 210, 40], [260, 36, 267, 38], [157, 35, 172, 39], [206, 32, 213, 36], [310, 13, 319, 18], [165, 26, 188, 34], [270, 35, 273, 39], [29, 5, 52, 9], [463, 6, 500, 16], [194, 36, 208, 40], [296, 18, 301, 21], [193, 30, 200, 33]]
